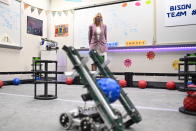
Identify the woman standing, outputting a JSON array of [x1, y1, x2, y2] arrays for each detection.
[[89, 13, 108, 70]]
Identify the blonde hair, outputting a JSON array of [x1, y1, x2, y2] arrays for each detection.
[[93, 13, 103, 25]]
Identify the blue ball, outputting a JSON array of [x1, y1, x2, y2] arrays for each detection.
[[97, 78, 121, 103], [35, 77, 41, 80], [187, 81, 192, 85], [13, 78, 21, 85]]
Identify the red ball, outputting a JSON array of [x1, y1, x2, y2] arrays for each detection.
[[138, 80, 147, 89], [192, 92, 196, 97], [166, 81, 176, 90], [187, 84, 196, 95], [118, 80, 127, 87], [183, 96, 196, 111], [66, 77, 74, 85], [0, 80, 4, 88]]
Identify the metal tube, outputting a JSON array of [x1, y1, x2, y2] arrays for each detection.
[[73, 55, 117, 120]]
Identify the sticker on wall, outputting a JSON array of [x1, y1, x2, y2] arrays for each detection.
[[124, 59, 132, 68], [146, 51, 155, 60], [0, 0, 10, 5], [121, 3, 128, 7], [107, 42, 119, 47], [55, 24, 68, 37], [135, 1, 141, 6], [146, 0, 152, 5], [125, 40, 146, 46], [172, 60, 180, 70]]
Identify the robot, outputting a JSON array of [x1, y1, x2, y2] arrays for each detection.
[[40, 38, 59, 51], [60, 45, 142, 131]]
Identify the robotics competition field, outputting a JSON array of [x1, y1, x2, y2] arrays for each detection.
[[0, 46, 195, 131], [0, 84, 195, 131]]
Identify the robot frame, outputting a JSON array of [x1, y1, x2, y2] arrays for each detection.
[[60, 45, 142, 131]]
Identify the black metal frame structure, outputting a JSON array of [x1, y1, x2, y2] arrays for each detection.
[[178, 55, 196, 92], [178, 54, 196, 116], [34, 60, 58, 100]]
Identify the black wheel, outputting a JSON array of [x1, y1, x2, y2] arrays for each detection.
[[124, 119, 134, 129], [80, 117, 96, 131], [59, 112, 73, 130], [114, 109, 122, 119]]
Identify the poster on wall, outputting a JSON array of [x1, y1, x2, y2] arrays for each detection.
[[0, 0, 10, 5], [27, 16, 43, 36], [55, 24, 68, 37], [165, 0, 196, 26]]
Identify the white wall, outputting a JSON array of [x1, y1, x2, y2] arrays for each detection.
[[0, 0, 49, 80], [107, 51, 196, 82]]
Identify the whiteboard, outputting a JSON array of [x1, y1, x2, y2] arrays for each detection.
[[74, 0, 154, 49], [0, 0, 21, 47]]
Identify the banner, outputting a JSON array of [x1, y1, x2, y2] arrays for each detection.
[[0, 0, 10, 5], [24, 3, 30, 9], [37, 8, 43, 15], [165, 0, 196, 26]]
